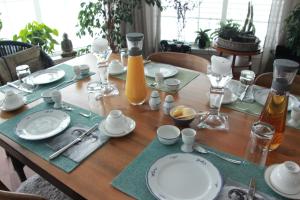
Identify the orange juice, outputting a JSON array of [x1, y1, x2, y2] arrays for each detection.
[[125, 55, 147, 105]]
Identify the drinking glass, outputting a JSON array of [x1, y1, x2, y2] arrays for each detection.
[[85, 82, 106, 123], [90, 38, 119, 96], [197, 62, 232, 130], [238, 70, 255, 102], [120, 48, 128, 68], [244, 121, 274, 168], [16, 65, 36, 91]]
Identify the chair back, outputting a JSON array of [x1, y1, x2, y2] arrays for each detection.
[[147, 52, 209, 73], [255, 72, 300, 96], [0, 41, 54, 85]]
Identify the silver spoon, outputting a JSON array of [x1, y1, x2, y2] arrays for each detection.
[[193, 145, 242, 165]]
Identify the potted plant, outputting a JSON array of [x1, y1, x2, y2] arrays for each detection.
[[195, 29, 210, 48], [212, 1, 260, 51], [285, 3, 300, 56], [13, 21, 59, 54], [77, 0, 162, 53]]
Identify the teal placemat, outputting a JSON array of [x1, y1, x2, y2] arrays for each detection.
[[112, 139, 285, 200], [223, 96, 300, 130], [0, 102, 104, 173], [0, 64, 95, 104], [112, 68, 200, 93]]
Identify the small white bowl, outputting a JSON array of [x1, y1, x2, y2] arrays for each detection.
[[270, 161, 300, 195], [164, 78, 181, 91], [41, 90, 54, 104], [157, 125, 180, 145]]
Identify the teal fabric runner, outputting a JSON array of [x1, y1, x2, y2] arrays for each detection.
[[112, 68, 200, 93], [0, 102, 104, 173], [223, 89, 300, 130], [0, 64, 95, 104], [112, 138, 285, 200]]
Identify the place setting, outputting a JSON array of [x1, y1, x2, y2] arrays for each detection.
[[112, 120, 284, 200], [0, 63, 95, 105]]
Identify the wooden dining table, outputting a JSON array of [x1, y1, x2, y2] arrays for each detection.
[[0, 53, 299, 200]]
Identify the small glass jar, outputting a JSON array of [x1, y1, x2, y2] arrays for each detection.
[[244, 121, 274, 167]]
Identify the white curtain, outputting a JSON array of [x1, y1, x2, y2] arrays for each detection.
[[260, 0, 300, 73], [122, 2, 161, 57]]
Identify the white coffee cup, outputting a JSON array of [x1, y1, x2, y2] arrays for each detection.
[[109, 60, 123, 74], [270, 161, 300, 194], [105, 110, 128, 134], [1, 90, 24, 110]]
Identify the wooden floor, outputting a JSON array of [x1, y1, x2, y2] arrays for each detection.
[[0, 147, 35, 191]]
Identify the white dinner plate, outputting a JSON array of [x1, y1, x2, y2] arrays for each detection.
[[16, 109, 70, 140], [264, 164, 300, 199], [146, 153, 223, 200], [109, 67, 127, 75], [29, 68, 65, 85], [254, 89, 299, 111], [99, 117, 135, 137], [144, 63, 178, 78]]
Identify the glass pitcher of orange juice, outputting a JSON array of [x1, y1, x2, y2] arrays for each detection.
[[125, 33, 147, 105]]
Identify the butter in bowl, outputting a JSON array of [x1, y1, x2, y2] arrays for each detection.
[[170, 105, 196, 126]]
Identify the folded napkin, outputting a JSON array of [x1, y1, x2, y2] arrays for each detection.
[[211, 55, 232, 75], [47, 125, 109, 163]]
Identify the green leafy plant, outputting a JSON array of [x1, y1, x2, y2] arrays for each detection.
[[195, 29, 210, 48], [13, 21, 59, 54], [77, 0, 162, 52], [0, 13, 2, 32], [285, 3, 300, 56], [211, 20, 241, 41]]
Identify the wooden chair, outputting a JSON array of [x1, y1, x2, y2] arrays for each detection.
[[255, 72, 300, 96], [0, 175, 72, 200], [147, 52, 210, 73]]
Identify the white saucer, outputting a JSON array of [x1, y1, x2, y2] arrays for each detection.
[[264, 164, 300, 199], [222, 88, 238, 104], [0, 101, 24, 111], [109, 67, 127, 75], [99, 117, 135, 137]]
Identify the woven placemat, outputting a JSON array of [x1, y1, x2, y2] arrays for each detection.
[[112, 138, 284, 200], [0, 102, 104, 172]]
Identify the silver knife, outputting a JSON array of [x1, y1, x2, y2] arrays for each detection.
[[7, 82, 33, 93], [49, 124, 99, 160]]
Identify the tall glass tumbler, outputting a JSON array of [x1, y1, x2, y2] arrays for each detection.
[[244, 121, 275, 167]]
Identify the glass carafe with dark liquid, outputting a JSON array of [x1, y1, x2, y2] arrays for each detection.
[[259, 59, 299, 150], [125, 33, 147, 105]]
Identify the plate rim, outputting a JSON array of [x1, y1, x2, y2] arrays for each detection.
[[30, 68, 66, 85], [15, 109, 71, 140], [144, 63, 178, 78], [264, 164, 300, 199], [146, 153, 223, 200], [99, 117, 135, 137]]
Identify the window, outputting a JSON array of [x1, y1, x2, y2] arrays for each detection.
[[161, 0, 272, 46], [0, 0, 91, 53]]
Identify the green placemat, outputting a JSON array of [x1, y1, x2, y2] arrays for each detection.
[[112, 68, 200, 93], [0, 102, 104, 172], [0, 64, 95, 104], [224, 96, 300, 130], [112, 139, 285, 200]]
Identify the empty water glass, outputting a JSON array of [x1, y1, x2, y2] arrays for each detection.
[[239, 70, 255, 102], [16, 65, 36, 91], [120, 48, 128, 68], [244, 121, 274, 168]]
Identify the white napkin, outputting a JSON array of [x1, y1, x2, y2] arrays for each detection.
[[211, 55, 232, 75], [92, 38, 109, 53]]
